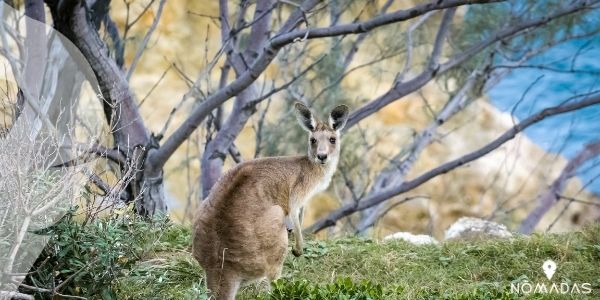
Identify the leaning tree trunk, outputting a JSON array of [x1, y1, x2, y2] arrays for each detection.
[[45, 0, 167, 216]]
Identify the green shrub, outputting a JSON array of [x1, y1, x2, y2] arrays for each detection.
[[23, 209, 172, 299]]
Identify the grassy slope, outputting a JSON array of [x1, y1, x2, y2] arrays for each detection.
[[115, 224, 600, 299]]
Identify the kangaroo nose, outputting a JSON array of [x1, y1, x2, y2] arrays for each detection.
[[317, 154, 327, 161]]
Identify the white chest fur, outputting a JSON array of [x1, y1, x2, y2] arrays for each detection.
[[300, 156, 338, 207], [286, 158, 338, 229], [288, 158, 337, 208]]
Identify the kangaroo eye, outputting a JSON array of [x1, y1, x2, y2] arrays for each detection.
[[329, 137, 336, 144], [310, 138, 317, 144]]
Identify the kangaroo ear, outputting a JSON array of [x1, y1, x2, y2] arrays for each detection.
[[329, 104, 349, 131], [294, 102, 316, 132]]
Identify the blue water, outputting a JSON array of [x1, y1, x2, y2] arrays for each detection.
[[488, 36, 600, 194]]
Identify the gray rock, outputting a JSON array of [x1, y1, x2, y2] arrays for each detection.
[[383, 232, 439, 245], [444, 217, 512, 240]]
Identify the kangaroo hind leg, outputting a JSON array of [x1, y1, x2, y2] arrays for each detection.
[[205, 268, 242, 300]]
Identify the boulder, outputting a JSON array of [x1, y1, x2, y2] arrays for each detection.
[[444, 217, 512, 240], [383, 232, 439, 245]]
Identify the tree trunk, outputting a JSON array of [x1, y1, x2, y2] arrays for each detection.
[[45, 0, 167, 216], [199, 0, 272, 197]]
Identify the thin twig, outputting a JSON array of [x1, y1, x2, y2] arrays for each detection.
[[126, 0, 167, 80]]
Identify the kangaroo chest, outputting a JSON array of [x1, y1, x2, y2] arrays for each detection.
[[293, 158, 338, 210]]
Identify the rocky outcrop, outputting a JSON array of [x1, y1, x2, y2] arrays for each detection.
[[444, 217, 513, 240]]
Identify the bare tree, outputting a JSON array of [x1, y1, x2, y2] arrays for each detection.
[[22, 0, 493, 215], [5, 0, 595, 225]]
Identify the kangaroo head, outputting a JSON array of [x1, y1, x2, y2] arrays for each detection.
[[294, 102, 349, 165]]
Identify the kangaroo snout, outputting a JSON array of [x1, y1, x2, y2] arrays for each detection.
[[317, 153, 328, 162]]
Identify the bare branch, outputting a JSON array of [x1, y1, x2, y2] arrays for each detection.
[[139, 63, 172, 107], [399, 11, 436, 80], [557, 194, 600, 207], [428, 8, 455, 69], [12, 275, 89, 299], [376, 195, 430, 225], [86, 171, 111, 195], [308, 93, 600, 233], [346, 0, 598, 128], [84, 143, 126, 164], [103, 11, 125, 66], [253, 98, 271, 158], [123, 0, 158, 40], [126, 0, 167, 80], [50, 142, 126, 168], [151, 0, 497, 169], [518, 139, 600, 234], [341, 0, 395, 71], [355, 69, 479, 233], [493, 64, 600, 75], [244, 53, 326, 108]]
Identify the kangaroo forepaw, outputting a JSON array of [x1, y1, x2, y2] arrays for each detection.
[[292, 248, 303, 257]]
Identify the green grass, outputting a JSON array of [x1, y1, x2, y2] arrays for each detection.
[[114, 224, 600, 299]]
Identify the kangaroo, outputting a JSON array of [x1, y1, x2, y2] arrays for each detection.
[[192, 102, 349, 299]]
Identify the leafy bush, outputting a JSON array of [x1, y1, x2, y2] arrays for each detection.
[[23, 210, 172, 299]]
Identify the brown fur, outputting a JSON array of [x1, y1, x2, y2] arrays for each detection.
[[192, 103, 349, 299]]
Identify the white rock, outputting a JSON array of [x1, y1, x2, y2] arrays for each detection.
[[444, 217, 513, 240], [383, 232, 439, 245]]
